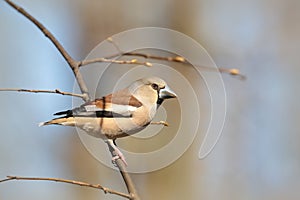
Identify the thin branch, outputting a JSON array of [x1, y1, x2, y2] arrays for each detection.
[[0, 176, 131, 199], [4, 1, 140, 199], [0, 88, 86, 99], [107, 37, 123, 55], [88, 51, 246, 79], [3, 2, 243, 200], [116, 160, 140, 200], [103, 38, 246, 80], [151, 121, 169, 126], [123, 52, 246, 80], [4, 0, 90, 101], [106, 143, 141, 200], [125, 52, 187, 62], [79, 58, 152, 67]]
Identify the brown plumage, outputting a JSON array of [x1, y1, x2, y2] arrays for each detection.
[[40, 77, 177, 165]]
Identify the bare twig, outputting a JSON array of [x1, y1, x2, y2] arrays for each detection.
[[79, 58, 152, 67], [3, 1, 244, 200], [124, 52, 187, 62], [218, 68, 246, 80], [151, 121, 169, 126], [116, 160, 140, 200], [106, 144, 141, 200], [103, 38, 246, 80], [0, 88, 86, 99], [107, 37, 123, 55], [123, 52, 246, 79], [4, 1, 141, 199], [82, 49, 245, 79], [0, 176, 131, 199], [4, 0, 90, 101]]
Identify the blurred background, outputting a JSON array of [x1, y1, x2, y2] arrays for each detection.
[[1, 0, 300, 199]]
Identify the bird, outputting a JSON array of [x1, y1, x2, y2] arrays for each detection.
[[39, 77, 177, 165]]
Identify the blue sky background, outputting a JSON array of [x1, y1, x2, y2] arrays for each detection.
[[1, 0, 300, 199]]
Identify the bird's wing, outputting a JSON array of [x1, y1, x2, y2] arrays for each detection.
[[54, 89, 143, 118]]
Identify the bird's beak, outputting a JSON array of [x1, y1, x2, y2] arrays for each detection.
[[159, 86, 177, 99]]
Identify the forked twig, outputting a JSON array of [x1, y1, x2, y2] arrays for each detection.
[[89, 39, 246, 80], [2, 1, 245, 200], [3, 1, 141, 199]]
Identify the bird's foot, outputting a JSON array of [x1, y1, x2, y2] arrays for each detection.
[[111, 147, 128, 166], [106, 139, 128, 166]]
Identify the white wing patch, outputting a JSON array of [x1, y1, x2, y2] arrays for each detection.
[[84, 104, 137, 115], [84, 105, 101, 112]]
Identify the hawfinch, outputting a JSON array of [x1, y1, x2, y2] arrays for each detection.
[[40, 77, 177, 165]]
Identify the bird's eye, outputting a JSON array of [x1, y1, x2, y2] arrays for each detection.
[[151, 83, 159, 91]]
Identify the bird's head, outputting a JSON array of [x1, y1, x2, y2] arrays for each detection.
[[129, 77, 177, 106]]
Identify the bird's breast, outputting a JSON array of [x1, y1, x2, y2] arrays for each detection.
[[73, 105, 157, 139]]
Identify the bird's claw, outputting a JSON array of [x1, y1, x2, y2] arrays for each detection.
[[112, 153, 128, 166], [106, 139, 128, 167]]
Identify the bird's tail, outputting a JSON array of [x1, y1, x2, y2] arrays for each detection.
[[39, 117, 76, 127]]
